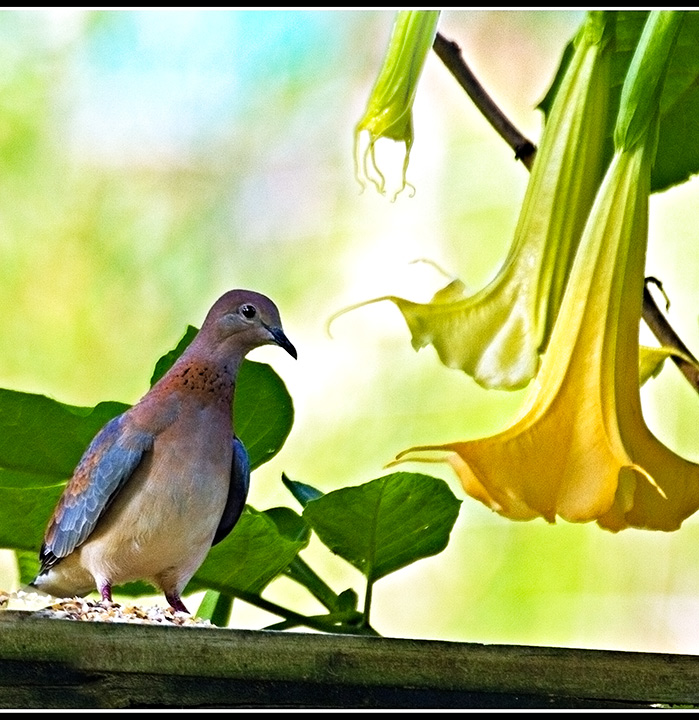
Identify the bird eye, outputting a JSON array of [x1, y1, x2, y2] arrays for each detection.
[[240, 304, 257, 319]]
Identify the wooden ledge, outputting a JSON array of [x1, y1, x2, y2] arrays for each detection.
[[0, 610, 697, 709]]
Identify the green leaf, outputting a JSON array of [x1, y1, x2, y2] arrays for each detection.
[[15, 549, 40, 587], [195, 590, 234, 626], [187, 507, 305, 596], [0, 484, 64, 552], [263, 506, 311, 545], [282, 472, 325, 507], [302, 472, 461, 583], [112, 579, 156, 598], [235, 360, 294, 470], [0, 388, 126, 480], [0, 390, 126, 551], [652, 13, 699, 190]]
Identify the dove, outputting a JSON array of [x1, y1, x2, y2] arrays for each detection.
[[31, 289, 296, 613]]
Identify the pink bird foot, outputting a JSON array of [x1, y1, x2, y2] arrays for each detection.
[[166, 593, 189, 614]]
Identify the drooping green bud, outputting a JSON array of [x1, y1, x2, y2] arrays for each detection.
[[614, 10, 684, 153], [354, 10, 440, 199]]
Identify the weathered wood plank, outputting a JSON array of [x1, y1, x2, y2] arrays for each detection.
[[0, 611, 697, 709]]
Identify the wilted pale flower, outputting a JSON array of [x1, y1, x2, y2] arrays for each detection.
[[354, 10, 440, 199], [394, 12, 699, 531]]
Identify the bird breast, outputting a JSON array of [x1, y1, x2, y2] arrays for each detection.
[[79, 400, 234, 585]]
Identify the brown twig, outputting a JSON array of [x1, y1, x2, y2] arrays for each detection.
[[643, 278, 699, 393], [432, 30, 699, 395], [432, 32, 536, 170]]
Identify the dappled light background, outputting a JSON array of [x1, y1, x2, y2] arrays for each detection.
[[2, 9, 699, 654]]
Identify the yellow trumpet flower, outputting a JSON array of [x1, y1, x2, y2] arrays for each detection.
[[390, 12, 699, 532], [397, 135, 699, 531]]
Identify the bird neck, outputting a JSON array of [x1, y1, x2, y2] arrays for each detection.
[[163, 349, 238, 407]]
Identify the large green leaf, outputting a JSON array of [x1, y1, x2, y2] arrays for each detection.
[[0, 391, 126, 550], [235, 360, 294, 470], [302, 472, 461, 583], [186, 507, 306, 595], [0, 389, 127, 480], [0, 485, 65, 552], [539, 10, 699, 192], [653, 12, 699, 190], [14, 549, 40, 586]]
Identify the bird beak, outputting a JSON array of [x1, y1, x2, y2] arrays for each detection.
[[266, 325, 297, 359]]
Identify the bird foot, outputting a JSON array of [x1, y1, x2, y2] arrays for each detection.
[[166, 593, 190, 614]]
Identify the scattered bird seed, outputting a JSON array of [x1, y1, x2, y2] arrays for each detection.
[[0, 589, 214, 627]]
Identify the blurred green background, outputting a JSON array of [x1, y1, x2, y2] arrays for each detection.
[[2, 9, 699, 654]]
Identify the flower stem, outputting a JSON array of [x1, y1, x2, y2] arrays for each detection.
[[643, 279, 699, 393], [432, 32, 536, 170]]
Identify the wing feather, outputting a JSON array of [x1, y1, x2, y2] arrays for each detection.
[[211, 435, 250, 546], [40, 413, 154, 570]]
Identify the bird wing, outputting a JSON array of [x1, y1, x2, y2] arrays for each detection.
[[40, 412, 155, 571], [211, 435, 250, 546]]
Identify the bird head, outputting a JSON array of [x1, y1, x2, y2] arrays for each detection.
[[203, 289, 297, 362]]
